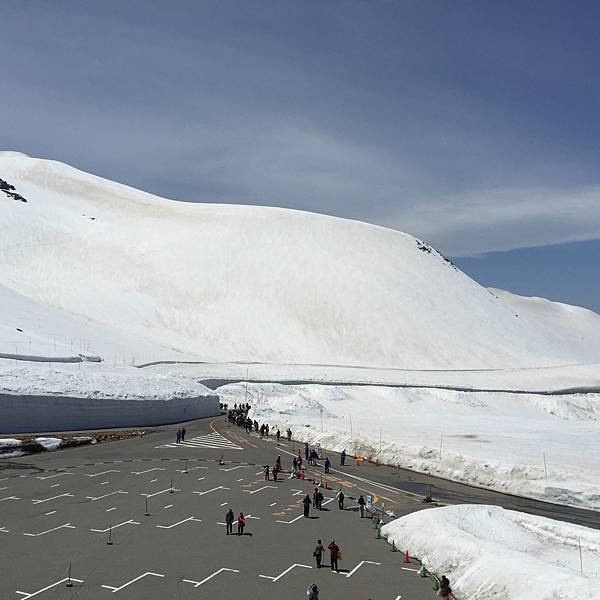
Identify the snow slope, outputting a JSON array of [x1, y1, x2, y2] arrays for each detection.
[[381, 505, 600, 600], [219, 382, 600, 510], [1, 151, 600, 369]]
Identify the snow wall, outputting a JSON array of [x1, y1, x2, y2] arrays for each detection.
[[0, 393, 220, 433]]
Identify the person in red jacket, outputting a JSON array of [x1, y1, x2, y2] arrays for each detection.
[[237, 512, 246, 535], [328, 540, 340, 572]]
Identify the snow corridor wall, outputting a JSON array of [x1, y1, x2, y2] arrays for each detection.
[[0, 393, 220, 433]]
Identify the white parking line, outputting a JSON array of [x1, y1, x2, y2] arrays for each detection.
[[182, 567, 239, 588], [141, 487, 180, 498], [219, 465, 249, 472], [269, 502, 277, 506], [131, 468, 166, 476], [401, 567, 419, 572], [0, 526, 10, 533], [0, 496, 20, 502], [45, 510, 56, 516], [49, 484, 61, 488], [243, 485, 278, 495], [150, 478, 158, 483], [23, 523, 75, 537], [32, 493, 74, 504], [85, 470, 120, 478], [259, 563, 312, 582], [36, 473, 74, 481], [220, 502, 228, 507], [344, 560, 381, 578], [193, 486, 230, 496], [156, 516, 202, 529], [90, 519, 140, 533], [106, 507, 117, 512], [16, 577, 84, 598], [86, 490, 127, 501], [163, 504, 173, 509], [101, 571, 164, 593], [275, 514, 304, 525]]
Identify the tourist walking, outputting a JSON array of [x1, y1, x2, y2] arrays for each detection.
[[313, 539, 324, 568], [181, 427, 186, 441], [237, 512, 246, 535], [337, 489, 345, 510], [340, 450, 346, 466], [358, 494, 366, 518], [324, 456, 331, 473], [307, 583, 319, 600], [303, 494, 311, 517], [225, 508, 234, 535], [176, 430, 182, 444], [264, 464, 270, 481], [276, 429, 281, 444], [316, 489, 324, 510], [328, 540, 340, 572], [305, 442, 309, 461]]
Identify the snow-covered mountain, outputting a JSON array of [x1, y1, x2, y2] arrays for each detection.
[[1, 151, 599, 369]]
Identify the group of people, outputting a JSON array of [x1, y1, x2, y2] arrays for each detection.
[[227, 406, 293, 445], [174, 427, 186, 443], [224, 508, 247, 535]]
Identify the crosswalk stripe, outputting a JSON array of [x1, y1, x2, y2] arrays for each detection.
[[155, 432, 243, 451]]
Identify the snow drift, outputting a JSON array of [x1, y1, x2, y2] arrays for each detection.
[[1, 151, 600, 370], [381, 505, 600, 600]]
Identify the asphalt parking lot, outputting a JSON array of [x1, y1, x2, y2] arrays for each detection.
[[0, 417, 434, 599]]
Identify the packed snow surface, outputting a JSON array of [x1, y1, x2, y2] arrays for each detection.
[[219, 382, 600, 510], [381, 505, 600, 600], [1, 151, 600, 369]]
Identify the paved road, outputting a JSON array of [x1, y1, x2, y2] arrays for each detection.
[[0, 417, 435, 600]]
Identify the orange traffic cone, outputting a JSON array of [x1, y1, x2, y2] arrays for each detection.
[[403, 550, 411, 563]]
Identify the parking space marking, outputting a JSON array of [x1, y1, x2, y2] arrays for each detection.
[[344, 560, 381, 578], [90, 519, 140, 533], [23, 523, 75, 537], [32, 493, 74, 504], [49, 484, 61, 488], [275, 514, 304, 524], [219, 465, 249, 472], [269, 502, 277, 506], [0, 486, 6, 491], [196, 477, 206, 481], [101, 571, 164, 593], [86, 490, 128, 501], [157, 432, 243, 450], [163, 504, 173, 509], [176, 465, 208, 473], [85, 470, 120, 477], [193, 486, 229, 496], [141, 487, 180, 498], [243, 485, 278, 495], [15, 577, 84, 598], [401, 567, 419, 573], [150, 478, 158, 483], [106, 507, 117, 512], [156, 516, 202, 529], [182, 567, 239, 588], [0, 526, 9, 533], [259, 563, 312, 582], [131, 468, 165, 476], [36, 473, 74, 481], [220, 502, 228, 507], [44, 511, 56, 516], [0, 496, 20, 502]]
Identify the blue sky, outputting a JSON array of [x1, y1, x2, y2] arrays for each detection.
[[1, 1, 599, 312]]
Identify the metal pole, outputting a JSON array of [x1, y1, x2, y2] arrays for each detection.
[[170, 478, 174, 494], [349, 415, 353, 439], [579, 538, 583, 573], [107, 524, 113, 545], [439, 432, 444, 460], [145, 497, 149, 516], [66, 563, 73, 587], [185, 458, 188, 474], [543, 453, 547, 480], [379, 428, 382, 454]]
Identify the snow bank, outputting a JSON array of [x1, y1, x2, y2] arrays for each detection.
[[381, 505, 600, 600], [0, 362, 219, 433], [0, 438, 22, 448], [2, 152, 600, 370], [218, 382, 600, 510], [35, 437, 62, 451]]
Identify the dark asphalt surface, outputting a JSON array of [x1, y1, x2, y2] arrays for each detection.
[[0, 416, 437, 600]]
